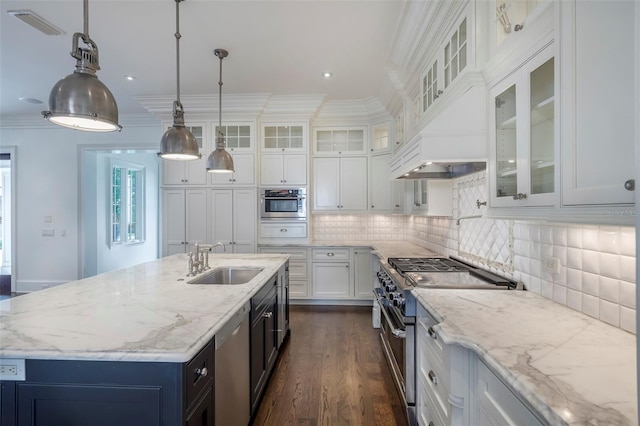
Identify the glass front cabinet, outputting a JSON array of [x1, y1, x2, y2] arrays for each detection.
[[489, 44, 556, 208]]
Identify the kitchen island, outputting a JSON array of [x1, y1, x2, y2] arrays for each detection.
[[414, 288, 637, 425], [0, 253, 289, 426]]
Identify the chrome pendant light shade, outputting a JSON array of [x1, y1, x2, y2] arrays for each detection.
[[206, 49, 234, 173], [42, 0, 121, 132], [158, 0, 201, 161]]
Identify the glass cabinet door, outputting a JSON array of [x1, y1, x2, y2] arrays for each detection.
[[495, 84, 518, 199], [529, 57, 554, 195]]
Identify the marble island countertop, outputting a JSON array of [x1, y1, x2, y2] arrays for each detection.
[[414, 289, 637, 425], [0, 254, 288, 363]]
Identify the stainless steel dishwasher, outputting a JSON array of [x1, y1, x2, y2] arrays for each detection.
[[215, 301, 250, 426]]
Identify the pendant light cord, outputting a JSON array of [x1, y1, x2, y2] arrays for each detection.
[[175, 0, 182, 103], [218, 55, 223, 130], [83, 0, 89, 36]]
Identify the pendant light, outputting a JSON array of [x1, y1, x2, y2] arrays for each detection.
[[42, 0, 121, 132], [206, 49, 235, 173], [158, 0, 201, 160]]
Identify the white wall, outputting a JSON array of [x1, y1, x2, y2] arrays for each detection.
[[0, 118, 161, 291]]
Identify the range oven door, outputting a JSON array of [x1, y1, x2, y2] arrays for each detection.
[[376, 296, 407, 403]]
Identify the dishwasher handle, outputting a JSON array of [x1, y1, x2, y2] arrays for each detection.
[[215, 301, 250, 350]]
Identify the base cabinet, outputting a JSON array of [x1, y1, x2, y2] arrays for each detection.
[[250, 275, 278, 415], [0, 344, 214, 426], [311, 248, 352, 299]]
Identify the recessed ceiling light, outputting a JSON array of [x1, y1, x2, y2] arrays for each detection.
[[18, 97, 43, 104], [322, 72, 333, 78], [124, 75, 137, 81]]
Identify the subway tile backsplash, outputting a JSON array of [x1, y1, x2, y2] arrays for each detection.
[[312, 171, 636, 334]]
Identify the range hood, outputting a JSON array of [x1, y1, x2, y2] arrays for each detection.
[[391, 84, 487, 180], [398, 161, 486, 179]]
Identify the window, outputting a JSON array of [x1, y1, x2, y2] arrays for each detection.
[[111, 161, 145, 245]]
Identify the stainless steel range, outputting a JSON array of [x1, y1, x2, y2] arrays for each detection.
[[373, 256, 522, 425]]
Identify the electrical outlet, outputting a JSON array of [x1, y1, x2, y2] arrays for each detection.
[[543, 256, 561, 273], [42, 228, 55, 237], [0, 359, 25, 381]]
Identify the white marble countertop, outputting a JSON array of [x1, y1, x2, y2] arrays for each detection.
[[414, 289, 637, 425], [0, 254, 288, 363]]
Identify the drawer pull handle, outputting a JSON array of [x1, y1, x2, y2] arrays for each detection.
[[428, 370, 438, 385], [280, 229, 288, 232], [427, 326, 437, 340], [195, 367, 208, 378], [327, 253, 335, 257], [428, 422, 435, 426], [263, 311, 273, 318]]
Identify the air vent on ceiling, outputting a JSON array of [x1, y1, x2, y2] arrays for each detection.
[[8, 10, 65, 36]]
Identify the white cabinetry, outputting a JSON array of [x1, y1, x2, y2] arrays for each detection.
[[161, 189, 207, 256], [313, 127, 367, 155], [260, 154, 306, 186], [311, 248, 351, 299], [161, 123, 208, 186], [560, 0, 636, 206], [476, 359, 544, 425], [260, 246, 309, 298], [208, 188, 256, 253], [353, 249, 374, 300], [259, 222, 307, 240], [210, 153, 255, 186], [370, 154, 393, 211], [416, 302, 471, 426], [313, 157, 367, 211], [489, 43, 556, 208]]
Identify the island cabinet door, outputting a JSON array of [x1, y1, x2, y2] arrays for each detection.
[[4, 359, 184, 426]]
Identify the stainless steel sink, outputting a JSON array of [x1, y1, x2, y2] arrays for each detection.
[[188, 267, 264, 285]]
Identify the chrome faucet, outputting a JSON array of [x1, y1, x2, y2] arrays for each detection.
[[212, 241, 226, 253], [187, 242, 211, 276]]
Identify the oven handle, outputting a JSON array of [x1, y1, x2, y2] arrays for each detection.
[[376, 298, 406, 339], [260, 196, 306, 200]]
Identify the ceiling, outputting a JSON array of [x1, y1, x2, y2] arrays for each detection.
[[0, 0, 408, 119]]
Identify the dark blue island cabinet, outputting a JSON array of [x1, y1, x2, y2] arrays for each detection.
[[0, 340, 214, 426]]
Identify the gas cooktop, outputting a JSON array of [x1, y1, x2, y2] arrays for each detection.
[[387, 257, 470, 273]]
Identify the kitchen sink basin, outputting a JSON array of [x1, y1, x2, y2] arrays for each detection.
[[188, 267, 264, 285]]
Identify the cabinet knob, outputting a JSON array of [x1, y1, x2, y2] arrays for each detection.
[[512, 193, 527, 200], [428, 370, 438, 385], [371, 205, 374, 208], [427, 326, 437, 340], [514, 23, 524, 31], [624, 179, 635, 191], [395, 204, 400, 208], [327, 253, 335, 257], [194, 367, 208, 378], [434, 89, 443, 99]]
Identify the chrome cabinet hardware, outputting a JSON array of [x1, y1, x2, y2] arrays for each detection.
[[194, 367, 208, 378], [326, 252, 334, 257], [280, 228, 287, 232], [433, 89, 443, 99], [624, 179, 635, 191], [262, 311, 273, 318], [427, 326, 437, 340], [514, 23, 524, 31], [476, 199, 487, 208], [428, 370, 438, 385], [512, 193, 527, 200]]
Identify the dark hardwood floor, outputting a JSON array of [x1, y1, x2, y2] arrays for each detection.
[[252, 305, 406, 426]]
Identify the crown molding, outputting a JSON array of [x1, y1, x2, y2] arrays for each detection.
[[313, 97, 390, 126], [259, 94, 326, 121]]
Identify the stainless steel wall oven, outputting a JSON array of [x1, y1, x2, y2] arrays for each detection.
[[260, 188, 306, 220]]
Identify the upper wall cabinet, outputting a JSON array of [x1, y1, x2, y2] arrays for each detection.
[[210, 153, 256, 186], [489, 43, 556, 208], [560, 0, 635, 207], [371, 122, 390, 154], [393, 110, 405, 153], [261, 124, 307, 152], [161, 122, 208, 186], [313, 127, 368, 156], [214, 122, 254, 152]]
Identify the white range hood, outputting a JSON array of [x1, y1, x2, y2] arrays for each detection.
[[391, 84, 487, 179]]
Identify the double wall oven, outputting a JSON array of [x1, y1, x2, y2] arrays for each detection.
[[374, 256, 521, 425]]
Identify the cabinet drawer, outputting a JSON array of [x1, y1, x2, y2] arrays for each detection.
[[311, 248, 350, 261], [417, 304, 449, 367], [417, 335, 450, 422], [259, 246, 308, 260], [477, 359, 544, 426], [260, 223, 307, 238], [417, 372, 448, 426], [289, 280, 309, 298], [289, 261, 308, 280], [185, 340, 214, 411]]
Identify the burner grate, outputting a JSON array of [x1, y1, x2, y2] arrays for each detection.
[[387, 257, 470, 273]]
